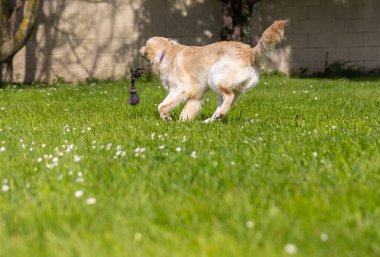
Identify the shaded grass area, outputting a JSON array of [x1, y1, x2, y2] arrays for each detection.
[[0, 75, 380, 256]]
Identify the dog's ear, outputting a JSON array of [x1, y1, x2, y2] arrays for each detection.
[[168, 38, 179, 45]]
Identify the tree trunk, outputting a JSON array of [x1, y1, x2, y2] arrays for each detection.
[[0, 63, 3, 84], [0, 0, 40, 85], [220, 0, 259, 43]]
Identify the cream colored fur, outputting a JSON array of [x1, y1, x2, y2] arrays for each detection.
[[139, 20, 287, 123]]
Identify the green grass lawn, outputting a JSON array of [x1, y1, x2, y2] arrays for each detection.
[[0, 74, 379, 257]]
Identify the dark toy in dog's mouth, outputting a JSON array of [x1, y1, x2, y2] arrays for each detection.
[[128, 67, 145, 106]]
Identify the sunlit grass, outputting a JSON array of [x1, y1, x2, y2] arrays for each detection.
[[1, 75, 379, 256]]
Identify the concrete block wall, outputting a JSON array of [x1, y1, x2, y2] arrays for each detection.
[[12, 0, 222, 82], [251, 0, 380, 74], [11, 0, 380, 81]]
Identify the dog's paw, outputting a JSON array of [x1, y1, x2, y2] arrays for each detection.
[[202, 118, 212, 124], [162, 114, 172, 122], [203, 114, 224, 124]]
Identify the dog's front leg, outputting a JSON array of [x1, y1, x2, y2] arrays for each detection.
[[179, 98, 202, 121], [158, 89, 186, 121]]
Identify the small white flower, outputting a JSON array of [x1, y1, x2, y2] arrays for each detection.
[[75, 190, 83, 198], [134, 147, 146, 153], [73, 155, 82, 162], [75, 177, 84, 183], [175, 147, 181, 152], [246, 220, 254, 229], [191, 151, 197, 159], [2, 184, 10, 192], [37, 157, 43, 162], [159, 145, 166, 150], [331, 125, 337, 130], [46, 163, 56, 169], [134, 232, 142, 241], [0, 146, 6, 153], [312, 152, 318, 158], [284, 244, 298, 255], [66, 144, 75, 153], [314, 97, 318, 100], [320, 233, 329, 241], [86, 197, 96, 205], [42, 144, 46, 148]]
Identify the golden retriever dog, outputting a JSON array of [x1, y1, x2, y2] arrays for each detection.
[[139, 20, 287, 123]]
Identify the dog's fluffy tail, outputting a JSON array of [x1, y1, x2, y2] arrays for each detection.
[[252, 20, 288, 64]]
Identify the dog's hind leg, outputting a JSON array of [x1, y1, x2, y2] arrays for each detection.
[[203, 96, 223, 124], [179, 98, 202, 121], [203, 86, 234, 123], [158, 89, 186, 121]]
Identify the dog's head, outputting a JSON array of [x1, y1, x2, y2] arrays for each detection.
[[139, 37, 178, 64]]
